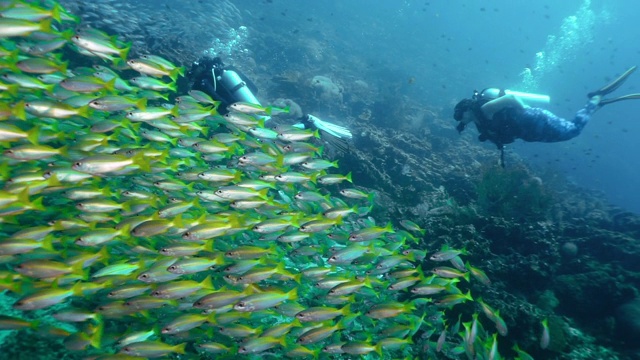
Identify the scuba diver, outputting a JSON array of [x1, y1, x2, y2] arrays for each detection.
[[453, 66, 640, 166], [188, 56, 352, 151]]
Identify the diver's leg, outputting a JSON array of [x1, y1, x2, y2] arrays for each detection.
[[517, 102, 598, 143]]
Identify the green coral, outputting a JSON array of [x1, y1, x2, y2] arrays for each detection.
[[476, 165, 553, 220]]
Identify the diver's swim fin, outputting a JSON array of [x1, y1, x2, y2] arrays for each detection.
[[588, 65, 637, 98], [599, 93, 640, 106]]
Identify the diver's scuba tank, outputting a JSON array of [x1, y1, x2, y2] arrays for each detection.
[[474, 88, 550, 107], [217, 69, 261, 106], [216, 69, 271, 121]]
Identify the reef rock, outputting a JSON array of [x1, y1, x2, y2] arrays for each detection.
[[310, 75, 343, 103]]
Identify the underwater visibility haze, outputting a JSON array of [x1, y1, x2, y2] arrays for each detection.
[[2, 0, 640, 359]]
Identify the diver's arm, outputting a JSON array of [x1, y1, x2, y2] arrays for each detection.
[[481, 94, 526, 119]]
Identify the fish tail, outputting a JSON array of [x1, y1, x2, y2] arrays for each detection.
[[39, 18, 52, 34], [25, 125, 40, 145], [136, 97, 147, 111], [36, 234, 53, 253], [309, 172, 318, 184], [13, 101, 26, 120], [89, 320, 103, 348], [51, 3, 63, 23], [201, 275, 214, 290], [103, 78, 116, 93], [287, 287, 298, 301], [5, 84, 19, 97], [169, 67, 181, 82], [174, 342, 187, 355], [58, 29, 74, 40], [132, 152, 151, 173], [77, 105, 92, 118], [119, 42, 132, 62], [367, 192, 375, 205]]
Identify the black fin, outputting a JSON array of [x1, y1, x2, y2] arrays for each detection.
[[588, 65, 637, 98], [599, 93, 640, 106]]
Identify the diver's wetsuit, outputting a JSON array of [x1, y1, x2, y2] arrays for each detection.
[[475, 100, 598, 148]]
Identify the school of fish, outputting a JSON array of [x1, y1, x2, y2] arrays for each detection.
[[0, 1, 532, 359]]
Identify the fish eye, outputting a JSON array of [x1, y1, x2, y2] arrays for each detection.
[[236, 302, 245, 308], [140, 274, 149, 279], [168, 266, 177, 271], [74, 162, 82, 167]]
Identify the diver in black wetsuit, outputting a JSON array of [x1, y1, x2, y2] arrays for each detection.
[[453, 66, 640, 166], [188, 57, 352, 150]]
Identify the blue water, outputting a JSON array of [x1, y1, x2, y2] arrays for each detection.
[[228, 0, 640, 213]]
